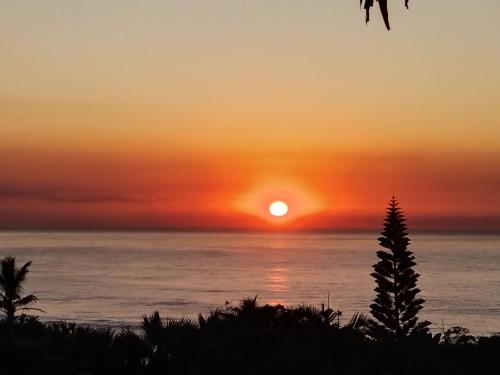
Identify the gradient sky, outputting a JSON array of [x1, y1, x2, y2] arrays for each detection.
[[1, 0, 499, 231]]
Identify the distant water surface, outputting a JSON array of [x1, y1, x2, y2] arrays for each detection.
[[0, 231, 499, 335]]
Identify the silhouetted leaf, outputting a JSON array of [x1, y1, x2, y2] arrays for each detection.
[[361, 0, 411, 30]]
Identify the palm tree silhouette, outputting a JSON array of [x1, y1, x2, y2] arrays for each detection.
[[0, 256, 42, 322]]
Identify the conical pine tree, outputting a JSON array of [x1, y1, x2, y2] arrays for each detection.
[[369, 197, 430, 341]]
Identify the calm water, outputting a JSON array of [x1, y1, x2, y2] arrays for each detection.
[[0, 231, 499, 335]]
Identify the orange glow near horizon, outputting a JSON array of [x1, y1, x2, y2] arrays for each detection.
[[0, 149, 498, 231], [233, 179, 326, 227]]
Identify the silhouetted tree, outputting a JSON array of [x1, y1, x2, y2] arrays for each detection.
[[0, 256, 42, 322], [361, 0, 410, 30], [369, 198, 430, 341]]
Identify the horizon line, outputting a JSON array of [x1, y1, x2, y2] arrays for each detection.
[[0, 227, 498, 235]]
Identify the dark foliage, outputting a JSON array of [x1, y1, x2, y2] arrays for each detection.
[[369, 197, 431, 341], [142, 311, 199, 373], [112, 328, 148, 373], [361, 0, 410, 30], [1, 301, 500, 375], [443, 326, 477, 345], [0, 314, 45, 337], [0, 256, 42, 323]]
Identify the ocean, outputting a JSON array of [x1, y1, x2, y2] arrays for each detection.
[[0, 231, 499, 335]]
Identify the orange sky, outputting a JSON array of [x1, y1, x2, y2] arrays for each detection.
[[1, 1, 499, 231], [1, 148, 498, 231]]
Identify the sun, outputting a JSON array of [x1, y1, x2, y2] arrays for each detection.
[[269, 201, 289, 217]]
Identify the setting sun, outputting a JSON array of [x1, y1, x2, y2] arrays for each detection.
[[269, 201, 289, 217]]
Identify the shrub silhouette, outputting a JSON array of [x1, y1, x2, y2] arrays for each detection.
[[443, 326, 477, 345], [0, 314, 45, 337], [142, 311, 199, 373], [2, 298, 500, 374], [369, 197, 430, 341], [112, 328, 147, 373]]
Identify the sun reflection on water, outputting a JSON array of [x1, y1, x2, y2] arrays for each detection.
[[267, 267, 288, 293]]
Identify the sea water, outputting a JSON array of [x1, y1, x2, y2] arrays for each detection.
[[0, 231, 498, 335]]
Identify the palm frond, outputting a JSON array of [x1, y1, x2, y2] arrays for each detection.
[[13, 261, 32, 294], [163, 317, 197, 330], [15, 294, 38, 307], [16, 306, 46, 314], [345, 313, 370, 334], [361, 0, 410, 30]]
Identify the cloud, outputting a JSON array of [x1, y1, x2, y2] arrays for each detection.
[[0, 186, 142, 204]]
